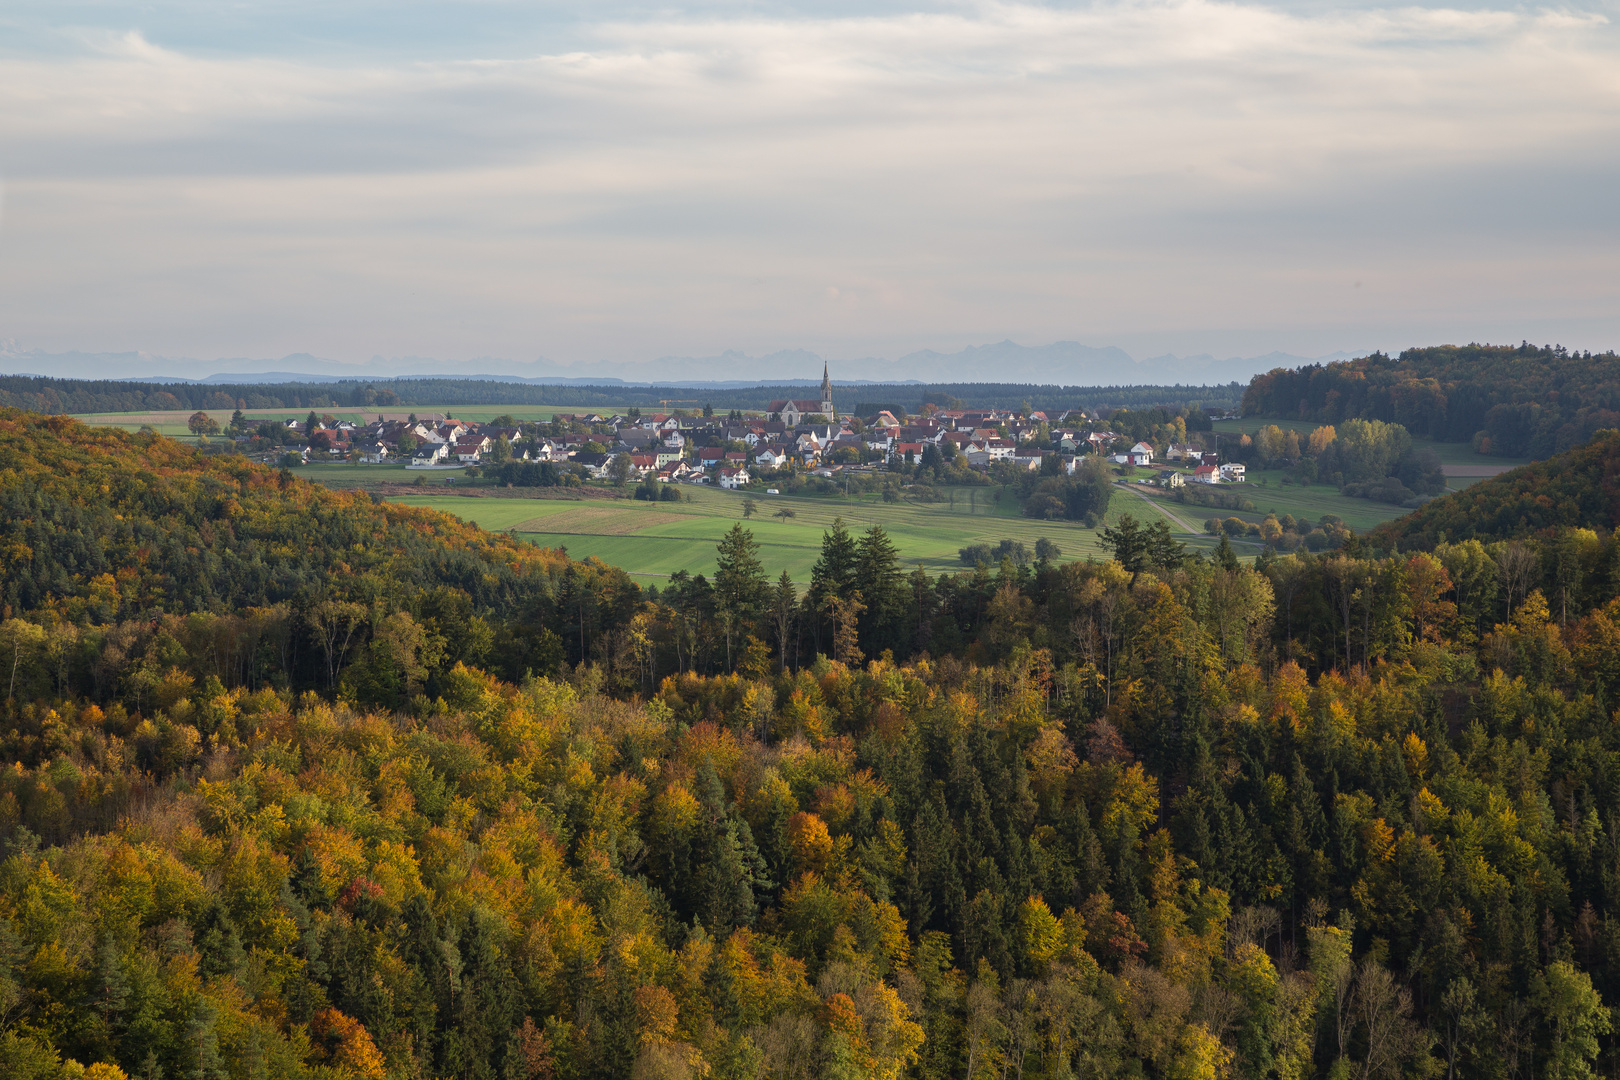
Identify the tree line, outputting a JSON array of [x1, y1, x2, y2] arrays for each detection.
[[1240, 343, 1620, 457], [0, 376, 1243, 418]]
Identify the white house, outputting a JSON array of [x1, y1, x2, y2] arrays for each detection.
[[1128, 442, 1154, 467], [718, 467, 751, 490], [1219, 463, 1246, 482], [754, 447, 788, 468], [412, 443, 450, 465]]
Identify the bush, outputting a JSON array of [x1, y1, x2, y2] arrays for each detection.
[[491, 461, 566, 487], [1342, 475, 1416, 505], [1171, 485, 1254, 512], [960, 539, 1030, 567]]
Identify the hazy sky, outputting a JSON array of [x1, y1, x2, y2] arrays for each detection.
[[1, 0, 1617, 373]]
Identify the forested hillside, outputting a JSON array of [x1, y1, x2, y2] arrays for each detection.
[[1241, 343, 1620, 456], [1372, 430, 1620, 550], [4, 409, 1620, 1080]]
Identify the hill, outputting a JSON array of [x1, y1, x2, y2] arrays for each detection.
[[0, 409, 638, 694], [1242, 342, 1620, 455], [1371, 429, 1620, 549]]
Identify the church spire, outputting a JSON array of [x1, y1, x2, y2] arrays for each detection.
[[820, 361, 833, 416]]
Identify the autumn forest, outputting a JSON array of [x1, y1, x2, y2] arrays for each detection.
[[2, 408, 1620, 1080]]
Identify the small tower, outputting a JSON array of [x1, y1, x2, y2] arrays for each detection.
[[819, 361, 835, 420]]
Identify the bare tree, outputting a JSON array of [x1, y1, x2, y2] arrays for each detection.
[[1353, 960, 1431, 1080], [1493, 540, 1538, 622], [309, 600, 366, 690]]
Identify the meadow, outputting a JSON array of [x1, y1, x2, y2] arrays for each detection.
[[384, 481, 1216, 581]]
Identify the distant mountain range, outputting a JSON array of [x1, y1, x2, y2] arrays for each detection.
[[0, 339, 1361, 387]]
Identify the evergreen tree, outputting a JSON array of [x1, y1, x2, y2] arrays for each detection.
[[714, 524, 767, 669], [1100, 514, 1150, 576], [809, 517, 859, 653], [854, 524, 905, 657], [771, 570, 798, 671]]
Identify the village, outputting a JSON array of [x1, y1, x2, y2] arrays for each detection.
[[216, 366, 1246, 491]]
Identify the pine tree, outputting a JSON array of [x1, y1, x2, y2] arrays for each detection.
[[809, 517, 859, 654], [714, 524, 767, 670], [771, 570, 798, 672], [854, 525, 905, 657], [1100, 515, 1150, 576]]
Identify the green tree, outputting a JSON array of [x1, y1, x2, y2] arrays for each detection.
[[854, 525, 905, 657], [1100, 514, 1150, 576], [809, 517, 859, 652], [187, 411, 221, 436], [714, 524, 768, 669], [771, 570, 798, 672], [1145, 519, 1187, 573], [1534, 961, 1611, 1080], [742, 496, 758, 519]]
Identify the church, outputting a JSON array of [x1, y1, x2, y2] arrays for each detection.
[[767, 363, 836, 425]]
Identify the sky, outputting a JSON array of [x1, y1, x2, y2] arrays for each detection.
[[0, 0, 1617, 378]]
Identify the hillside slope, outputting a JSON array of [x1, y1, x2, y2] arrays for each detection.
[[1372, 429, 1620, 549], [1242, 342, 1620, 454], [0, 409, 576, 619], [0, 410, 644, 695]]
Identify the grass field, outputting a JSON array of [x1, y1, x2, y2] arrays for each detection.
[[1189, 472, 1403, 531], [386, 483, 1221, 581]]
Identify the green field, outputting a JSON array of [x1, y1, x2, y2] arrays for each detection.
[[386, 483, 1215, 581], [1185, 472, 1402, 531]]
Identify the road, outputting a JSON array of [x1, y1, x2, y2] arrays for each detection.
[[1124, 486, 1266, 549]]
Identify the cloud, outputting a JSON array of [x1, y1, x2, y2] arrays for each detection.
[[0, 1, 1616, 367]]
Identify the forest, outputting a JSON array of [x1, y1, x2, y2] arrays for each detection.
[[0, 376, 1242, 418], [1240, 344, 1620, 457], [3, 408, 1620, 1080]]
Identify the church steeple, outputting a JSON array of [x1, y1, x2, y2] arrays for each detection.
[[820, 361, 834, 419]]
